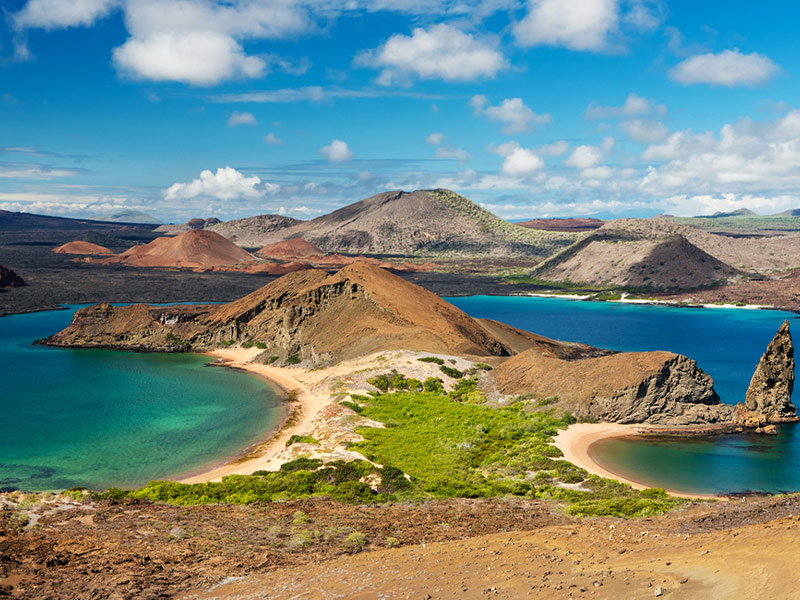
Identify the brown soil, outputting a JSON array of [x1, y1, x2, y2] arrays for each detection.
[[517, 217, 604, 232], [101, 230, 258, 270], [256, 238, 324, 260], [52, 241, 112, 255], [3, 494, 800, 600]]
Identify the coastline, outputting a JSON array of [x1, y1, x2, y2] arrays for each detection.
[[523, 291, 776, 311], [552, 423, 724, 500], [178, 348, 330, 483]]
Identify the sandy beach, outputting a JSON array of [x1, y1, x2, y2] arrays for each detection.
[[179, 348, 330, 483], [552, 423, 722, 500]]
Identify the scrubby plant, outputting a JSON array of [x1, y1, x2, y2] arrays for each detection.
[[385, 536, 400, 549], [286, 435, 319, 447], [286, 354, 301, 365], [439, 365, 463, 379], [344, 531, 367, 553], [417, 356, 445, 365], [422, 377, 444, 393]]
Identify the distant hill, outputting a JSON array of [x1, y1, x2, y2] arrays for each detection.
[[696, 208, 757, 218], [533, 218, 800, 288], [233, 189, 577, 258], [779, 209, 800, 216], [154, 217, 222, 236], [88, 210, 162, 224], [516, 217, 604, 232], [0, 210, 157, 232], [102, 229, 257, 270], [207, 215, 303, 247]]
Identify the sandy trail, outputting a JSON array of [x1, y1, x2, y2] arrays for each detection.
[[179, 348, 329, 483], [552, 423, 722, 500]]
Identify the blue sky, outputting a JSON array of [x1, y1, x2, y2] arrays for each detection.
[[1, 0, 799, 223]]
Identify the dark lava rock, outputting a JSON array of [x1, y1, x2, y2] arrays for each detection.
[[0, 265, 25, 289]]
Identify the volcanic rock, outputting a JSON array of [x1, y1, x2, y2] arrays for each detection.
[[734, 321, 797, 427], [206, 214, 303, 246], [256, 238, 324, 260], [516, 217, 604, 232], [46, 262, 600, 364], [53, 241, 113, 255], [492, 349, 734, 425], [0, 265, 26, 288], [101, 229, 258, 270]]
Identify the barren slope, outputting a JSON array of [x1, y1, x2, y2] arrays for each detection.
[[207, 214, 302, 247], [228, 189, 577, 258], [102, 229, 258, 270], [52, 241, 112, 255], [256, 238, 323, 260]]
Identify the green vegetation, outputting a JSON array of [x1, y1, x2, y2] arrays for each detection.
[[473, 363, 493, 371], [367, 370, 422, 393], [670, 214, 800, 233], [264, 355, 279, 364], [122, 380, 684, 519], [439, 365, 463, 379], [216, 339, 235, 347], [417, 356, 445, 365], [423, 377, 444, 393], [286, 353, 301, 365], [165, 331, 190, 349], [286, 435, 319, 447], [242, 338, 268, 349], [343, 531, 367, 553]]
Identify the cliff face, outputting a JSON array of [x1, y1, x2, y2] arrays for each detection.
[[734, 320, 797, 427], [45, 262, 601, 365], [493, 349, 733, 425]]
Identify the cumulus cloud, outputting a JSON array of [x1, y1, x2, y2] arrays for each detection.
[[585, 92, 666, 120], [513, 0, 619, 51], [620, 119, 669, 143], [564, 137, 613, 170], [490, 141, 544, 176], [470, 95, 551, 135], [164, 166, 272, 201], [14, 0, 119, 29], [227, 111, 257, 127], [669, 49, 780, 87], [356, 23, 508, 85], [537, 140, 569, 156], [264, 132, 282, 145], [319, 139, 354, 162], [640, 110, 800, 197]]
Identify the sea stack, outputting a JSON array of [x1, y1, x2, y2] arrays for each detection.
[[735, 320, 797, 429]]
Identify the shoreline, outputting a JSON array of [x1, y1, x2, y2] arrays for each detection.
[[177, 348, 329, 484], [552, 423, 724, 500], [523, 291, 777, 311]]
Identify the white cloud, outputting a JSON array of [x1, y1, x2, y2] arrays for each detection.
[[537, 140, 569, 156], [164, 166, 271, 201], [640, 110, 800, 197], [585, 92, 666, 120], [470, 95, 551, 134], [565, 145, 603, 169], [356, 23, 508, 85], [111, 0, 310, 85], [435, 146, 471, 163], [669, 49, 780, 87], [14, 0, 118, 29], [319, 139, 353, 162], [622, 0, 663, 32], [620, 119, 669, 143], [264, 132, 282, 145], [426, 132, 445, 145], [490, 141, 544, 176], [513, 0, 618, 51], [227, 111, 257, 127]]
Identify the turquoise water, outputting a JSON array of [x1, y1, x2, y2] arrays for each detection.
[[0, 306, 283, 492], [447, 296, 800, 495]]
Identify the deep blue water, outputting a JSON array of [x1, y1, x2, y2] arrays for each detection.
[[0, 306, 283, 492], [447, 296, 800, 494]]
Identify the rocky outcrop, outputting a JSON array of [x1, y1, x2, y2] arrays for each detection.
[[734, 321, 797, 427], [0, 265, 26, 288], [493, 349, 734, 426], [46, 262, 602, 365]]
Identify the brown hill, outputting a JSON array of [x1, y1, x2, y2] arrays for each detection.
[[53, 241, 113, 255], [207, 214, 303, 247], [517, 217, 604, 232], [154, 217, 224, 235], [493, 348, 733, 425], [256, 238, 323, 260], [0, 265, 26, 288], [102, 229, 257, 270], [219, 189, 577, 258], [46, 262, 599, 365], [533, 220, 744, 290]]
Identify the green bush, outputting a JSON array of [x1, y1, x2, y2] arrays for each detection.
[[344, 531, 367, 553], [439, 365, 462, 379], [417, 356, 445, 365], [423, 377, 444, 393], [286, 435, 319, 447], [264, 355, 279, 364], [286, 354, 301, 365]]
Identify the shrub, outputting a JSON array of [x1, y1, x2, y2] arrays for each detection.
[[440, 365, 462, 379], [217, 339, 235, 347], [422, 377, 444, 393], [286, 354, 301, 365], [286, 435, 319, 447], [344, 532, 367, 553], [292, 510, 310, 523], [473, 363, 493, 371], [385, 537, 400, 549], [417, 356, 445, 365], [341, 400, 364, 414], [264, 355, 279, 364]]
